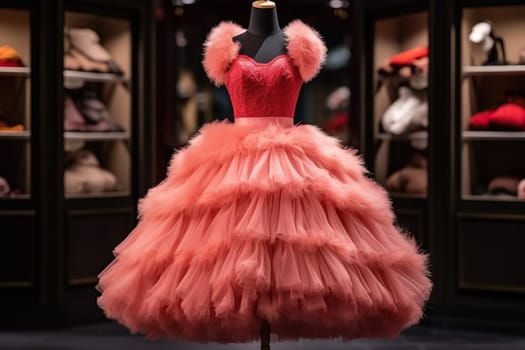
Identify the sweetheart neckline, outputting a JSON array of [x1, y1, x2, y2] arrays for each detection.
[[235, 54, 291, 66]]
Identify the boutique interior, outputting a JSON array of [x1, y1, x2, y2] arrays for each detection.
[[0, 0, 524, 349]]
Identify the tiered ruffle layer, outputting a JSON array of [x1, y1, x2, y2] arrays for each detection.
[[97, 119, 431, 343]]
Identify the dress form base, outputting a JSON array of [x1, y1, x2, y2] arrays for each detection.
[[260, 319, 271, 350]]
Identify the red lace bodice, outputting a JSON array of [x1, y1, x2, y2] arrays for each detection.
[[225, 54, 302, 119], [203, 20, 327, 120]]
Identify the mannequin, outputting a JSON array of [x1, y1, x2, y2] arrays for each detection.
[[233, 0, 286, 63], [236, 4, 282, 347]]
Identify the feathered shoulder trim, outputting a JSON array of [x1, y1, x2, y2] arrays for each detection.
[[283, 20, 327, 82], [202, 20, 326, 86], [202, 21, 244, 86]]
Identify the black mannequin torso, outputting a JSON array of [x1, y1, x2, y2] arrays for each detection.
[[233, 6, 286, 63]]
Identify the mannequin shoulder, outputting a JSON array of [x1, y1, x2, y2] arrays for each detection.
[[202, 21, 245, 86], [284, 20, 327, 82]]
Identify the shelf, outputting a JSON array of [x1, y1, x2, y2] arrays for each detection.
[[0, 66, 30, 77], [64, 131, 130, 141], [0, 193, 31, 200], [376, 131, 428, 141], [389, 192, 427, 199], [463, 65, 525, 77], [462, 131, 525, 141], [462, 194, 525, 202], [64, 70, 129, 83], [65, 190, 130, 199], [0, 130, 31, 140]]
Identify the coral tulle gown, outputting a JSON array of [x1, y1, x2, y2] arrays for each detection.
[[97, 20, 432, 343]]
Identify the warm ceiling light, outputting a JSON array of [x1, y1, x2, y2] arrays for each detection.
[[329, 0, 349, 8], [172, 0, 196, 5]]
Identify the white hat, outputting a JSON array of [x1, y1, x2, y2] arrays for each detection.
[[469, 22, 491, 43]]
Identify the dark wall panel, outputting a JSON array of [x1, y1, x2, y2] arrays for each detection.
[[395, 209, 426, 244], [67, 208, 134, 285], [0, 211, 35, 287], [458, 217, 525, 293]]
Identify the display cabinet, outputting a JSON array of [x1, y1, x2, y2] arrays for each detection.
[[460, 5, 525, 202], [0, 7, 31, 199], [0, 3, 33, 296], [373, 12, 428, 198], [0, 0, 154, 326], [63, 11, 132, 199], [355, 0, 430, 251], [354, 0, 525, 330], [452, 0, 525, 323]]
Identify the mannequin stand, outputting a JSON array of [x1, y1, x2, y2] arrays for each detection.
[[260, 319, 271, 350]]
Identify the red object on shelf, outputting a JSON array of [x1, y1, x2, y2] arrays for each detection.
[[0, 60, 23, 67], [389, 46, 429, 66], [323, 112, 348, 132], [469, 109, 494, 130], [490, 103, 525, 131]]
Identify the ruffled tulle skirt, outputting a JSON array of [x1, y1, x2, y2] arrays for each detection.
[[97, 117, 431, 343]]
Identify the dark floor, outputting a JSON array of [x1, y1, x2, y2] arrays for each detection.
[[1, 322, 525, 350]]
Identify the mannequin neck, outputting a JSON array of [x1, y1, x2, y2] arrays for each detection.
[[247, 6, 281, 36]]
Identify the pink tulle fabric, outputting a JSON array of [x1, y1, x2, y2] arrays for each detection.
[[97, 19, 432, 343]]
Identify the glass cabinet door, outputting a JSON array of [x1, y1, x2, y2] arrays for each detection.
[[63, 11, 132, 198], [460, 5, 525, 202], [373, 12, 429, 199], [0, 8, 31, 199]]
